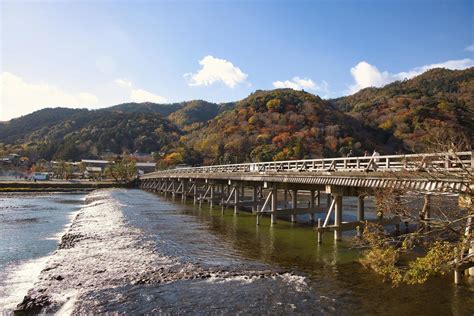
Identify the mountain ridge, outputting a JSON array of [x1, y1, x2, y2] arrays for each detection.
[[1, 67, 472, 165]]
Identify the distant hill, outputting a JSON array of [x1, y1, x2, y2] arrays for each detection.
[[0, 67, 472, 165], [106, 102, 184, 116], [331, 67, 474, 151], [0, 109, 181, 161], [168, 100, 234, 129], [0, 108, 88, 144], [182, 89, 399, 164], [0, 100, 233, 161]]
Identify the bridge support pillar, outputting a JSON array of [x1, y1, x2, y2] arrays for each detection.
[[467, 245, 474, 277], [172, 180, 176, 200], [454, 256, 461, 284], [252, 186, 258, 213], [317, 218, 322, 243], [181, 180, 187, 203], [210, 183, 215, 208], [284, 189, 289, 208], [309, 189, 316, 222], [234, 185, 239, 215], [465, 214, 474, 277], [193, 182, 197, 205], [357, 195, 365, 237], [271, 186, 277, 225], [291, 189, 298, 223], [422, 195, 431, 231], [258, 187, 263, 212], [334, 195, 343, 241]]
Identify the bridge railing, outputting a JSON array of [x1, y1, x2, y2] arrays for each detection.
[[142, 151, 472, 178]]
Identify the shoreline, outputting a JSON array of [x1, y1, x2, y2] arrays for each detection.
[[0, 181, 133, 193]]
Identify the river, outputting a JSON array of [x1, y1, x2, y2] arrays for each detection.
[[0, 189, 472, 314]]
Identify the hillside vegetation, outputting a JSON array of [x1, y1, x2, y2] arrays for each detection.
[[0, 67, 472, 166], [181, 89, 397, 165], [332, 68, 474, 151]]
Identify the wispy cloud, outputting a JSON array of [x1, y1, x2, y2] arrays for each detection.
[[114, 78, 167, 103], [273, 77, 316, 90], [348, 58, 474, 94], [273, 76, 330, 97], [0, 72, 99, 121], [184, 55, 248, 88], [114, 78, 133, 88], [130, 89, 167, 103], [465, 44, 474, 52]]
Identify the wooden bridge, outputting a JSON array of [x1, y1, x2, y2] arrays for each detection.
[[140, 151, 471, 240]]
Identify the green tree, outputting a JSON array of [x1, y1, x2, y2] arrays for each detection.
[[105, 158, 137, 183]]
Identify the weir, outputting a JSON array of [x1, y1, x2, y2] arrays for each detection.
[[139, 151, 473, 283]]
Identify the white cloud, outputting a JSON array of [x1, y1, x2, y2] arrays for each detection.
[[348, 58, 474, 94], [185, 55, 248, 88], [130, 88, 167, 103], [273, 76, 331, 97], [114, 78, 133, 88], [349, 62, 390, 93], [273, 76, 318, 90], [0, 72, 99, 121], [465, 44, 474, 52], [114, 79, 167, 103]]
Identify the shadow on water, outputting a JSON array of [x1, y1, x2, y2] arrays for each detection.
[[121, 189, 473, 315]]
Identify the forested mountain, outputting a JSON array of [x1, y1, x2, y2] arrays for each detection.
[[331, 68, 474, 151], [0, 110, 181, 161], [106, 102, 183, 116], [0, 108, 88, 144], [180, 89, 398, 165], [168, 101, 234, 129], [0, 100, 230, 161], [0, 67, 472, 165]]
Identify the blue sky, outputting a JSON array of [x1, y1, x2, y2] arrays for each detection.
[[1, 0, 473, 120]]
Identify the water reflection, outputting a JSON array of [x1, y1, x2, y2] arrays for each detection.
[[146, 190, 473, 315]]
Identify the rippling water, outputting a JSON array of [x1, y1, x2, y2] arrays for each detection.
[[1, 189, 473, 314], [0, 193, 85, 312]]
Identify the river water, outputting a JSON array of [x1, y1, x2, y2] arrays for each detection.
[[0, 193, 84, 311], [0, 189, 472, 314]]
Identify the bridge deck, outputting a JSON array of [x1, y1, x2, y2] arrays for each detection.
[[141, 151, 472, 193]]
